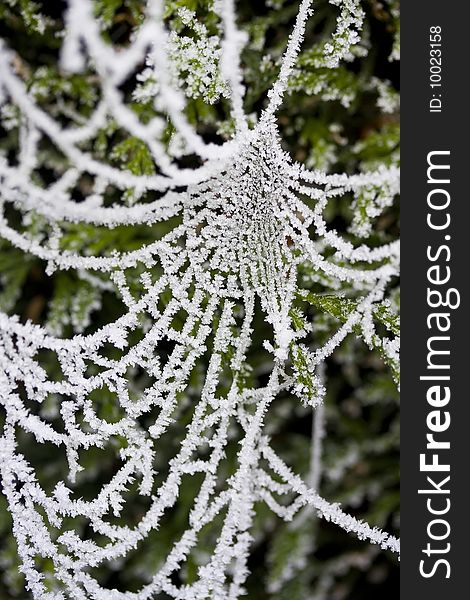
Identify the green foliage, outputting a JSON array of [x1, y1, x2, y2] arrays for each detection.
[[0, 0, 46, 34], [112, 137, 156, 176]]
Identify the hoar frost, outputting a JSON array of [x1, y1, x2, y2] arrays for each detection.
[[0, 0, 400, 598]]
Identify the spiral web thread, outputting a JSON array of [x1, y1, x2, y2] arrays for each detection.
[[0, 0, 400, 598]]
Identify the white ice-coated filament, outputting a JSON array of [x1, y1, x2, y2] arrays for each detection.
[[0, 1, 400, 598]]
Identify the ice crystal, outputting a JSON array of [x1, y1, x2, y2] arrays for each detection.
[[0, 0, 400, 597]]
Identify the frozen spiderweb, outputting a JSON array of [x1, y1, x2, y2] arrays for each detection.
[[0, 0, 400, 598]]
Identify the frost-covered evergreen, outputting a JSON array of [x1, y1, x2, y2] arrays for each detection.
[[0, 1, 399, 598]]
